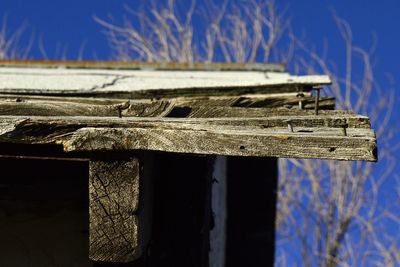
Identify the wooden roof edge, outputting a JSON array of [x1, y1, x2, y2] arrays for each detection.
[[61, 127, 377, 162], [0, 95, 336, 117], [0, 114, 371, 129], [0, 115, 377, 162], [0, 60, 286, 72]]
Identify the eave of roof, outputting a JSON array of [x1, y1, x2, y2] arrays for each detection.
[[0, 62, 330, 98], [0, 60, 376, 162]]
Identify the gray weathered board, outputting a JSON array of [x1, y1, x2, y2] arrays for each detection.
[[0, 115, 376, 161], [0, 62, 378, 264], [0, 66, 330, 98], [89, 158, 140, 262], [0, 95, 335, 116]]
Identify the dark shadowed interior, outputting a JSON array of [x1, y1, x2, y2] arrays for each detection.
[[0, 150, 277, 267]]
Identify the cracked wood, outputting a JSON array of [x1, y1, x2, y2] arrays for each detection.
[[175, 95, 335, 109], [0, 116, 376, 161], [0, 114, 371, 140], [63, 127, 377, 161], [89, 158, 140, 262], [185, 107, 348, 118], [0, 66, 330, 98], [0, 99, 173, 117], [0, 95, 333, 118]]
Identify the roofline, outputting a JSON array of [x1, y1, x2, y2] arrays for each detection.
[[0, 60, 286, 72]]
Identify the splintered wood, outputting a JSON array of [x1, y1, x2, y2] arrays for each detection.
[[0, 115, 376, 161], [89, 158, 140, 262]]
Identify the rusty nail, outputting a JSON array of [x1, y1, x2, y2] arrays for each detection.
[[115, 101, 130, 118], [284, 119, 294, 132], [339, 122, 348, 136], [297, 93, 304, 110], [314, 87, 321, 115]]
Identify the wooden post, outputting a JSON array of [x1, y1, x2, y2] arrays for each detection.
[[89, 157, 140, 263]]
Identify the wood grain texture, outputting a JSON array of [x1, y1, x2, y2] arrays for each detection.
[[89, 158, 140, 262], [173, 95, 335, 109], [0, 66, 330, 98], [0, 114, 371, 139], [63, 127, 377, 161], [0, 94, 127, 105], [0, 95, 332, 118], [0, 99, 173, 117], [99, 84, 322, 100], [0, 116, 376, 161], [185, 106, 352, 118]]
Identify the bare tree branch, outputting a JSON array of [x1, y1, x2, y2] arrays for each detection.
[[0, 15, 33, 59]]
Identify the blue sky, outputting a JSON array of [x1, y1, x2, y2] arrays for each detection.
[[0, 0, 398, 78]]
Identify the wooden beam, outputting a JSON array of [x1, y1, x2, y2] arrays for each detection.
[[0, 95, 334, 117], [88, 84, 326, 99], [63, 127, 376, 161], [89, 157, 140, 262], [0, 65, 330, 98], [0, 113, 371, 138], [175, 96, 335, 109], [0, 116, 372, 139], [0, 94, 127, 105], [184, 107, 350, 118], [0, 116, 376, 161], [0, 99, 173, 117]]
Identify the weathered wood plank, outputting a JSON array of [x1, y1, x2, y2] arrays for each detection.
[[184, 107, 351, 118], [0, 94, 333, 117], [89, 84, 324, 99], [61, 127, 376, 161], [0, 66, 330, 98], [0, 94, 126, 105], [0, 116, 376, 161], [0, 114, 371, 139], [89, 158, 140, 262], [0, 99, 173, 117], [0, 92, 310, 104], [0, 115, 373, 147], [88, 74, 331, 99], [234, 96, 334, 109], [174, 95, 335, 109]]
